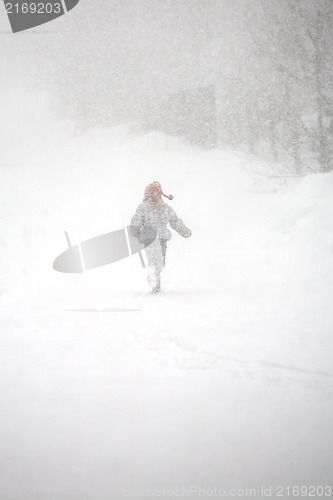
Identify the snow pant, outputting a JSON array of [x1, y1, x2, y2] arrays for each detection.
[[145, 238, 167, 271], [144, 238, 167, 291]]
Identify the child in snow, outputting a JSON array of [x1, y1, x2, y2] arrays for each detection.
[[130, 181, 191, 293]]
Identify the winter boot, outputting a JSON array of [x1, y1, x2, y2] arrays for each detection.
[[152, 273, 161, 294]]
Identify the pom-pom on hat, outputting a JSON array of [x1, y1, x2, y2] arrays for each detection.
[[143, 181, 173, 202]]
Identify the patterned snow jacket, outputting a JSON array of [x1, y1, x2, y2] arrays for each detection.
[[130, 199, 191, 243]]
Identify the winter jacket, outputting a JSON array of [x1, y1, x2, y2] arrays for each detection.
[[130, 199, 191, 243]]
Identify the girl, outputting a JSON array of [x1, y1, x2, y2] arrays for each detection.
[[130, 181, 191, 293]]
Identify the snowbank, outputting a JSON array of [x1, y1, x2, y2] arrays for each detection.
[[1, 96, 332, 499]]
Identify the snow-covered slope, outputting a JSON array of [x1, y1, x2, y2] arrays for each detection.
[[1, 116, 332, 499]]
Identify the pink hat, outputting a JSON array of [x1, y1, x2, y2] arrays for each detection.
[[143, 181, 173, 202]]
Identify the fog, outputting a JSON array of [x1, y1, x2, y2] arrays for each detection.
[[1, 2, 333, 499], [2, 0, 332, 170]]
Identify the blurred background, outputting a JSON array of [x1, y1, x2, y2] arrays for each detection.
[[1, 5, 333, 499], [1, 0, 332, 173]]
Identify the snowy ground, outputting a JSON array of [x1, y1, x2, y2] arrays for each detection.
[[1, 113, 333, 499]]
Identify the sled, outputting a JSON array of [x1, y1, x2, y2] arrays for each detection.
[[53, 226, 154, 273]]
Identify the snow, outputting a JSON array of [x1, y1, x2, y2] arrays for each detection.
[[1, 106, 333, 499]]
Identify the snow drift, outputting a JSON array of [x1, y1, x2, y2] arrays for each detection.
[[1, 93, 332, 499]]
